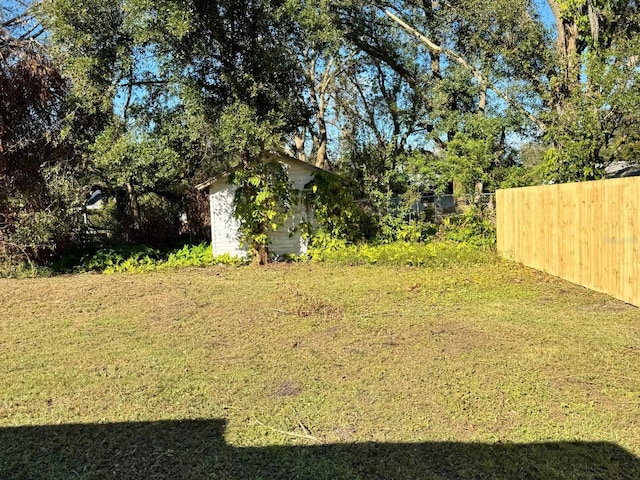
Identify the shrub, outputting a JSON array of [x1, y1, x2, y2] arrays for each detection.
[[302, 171, 376, 245], [0, 252, 52, 278], [74, 243, 245, 274], [307, 241, 495, 267], [438, 207, 496, 247]]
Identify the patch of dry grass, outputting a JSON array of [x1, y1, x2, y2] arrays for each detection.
[[1, 258, 639, 478]]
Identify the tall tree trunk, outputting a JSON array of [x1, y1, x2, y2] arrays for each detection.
[[478, 86, 487, 114], [547, 0, 582, 111], [293, 129, 307, 163], [315, 105, 329, 170], [126, 180, 140, 229], [425, 0, 441, 80], [306, 56, 332, 170]]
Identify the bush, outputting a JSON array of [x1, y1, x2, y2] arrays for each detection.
[[73, 243, 245, 274], [302, 171, 377, 245], [377, 218, 438, 244], [0, 252, 52, 278], [438, 207, 496, 247], [306, 241, 495, 267]]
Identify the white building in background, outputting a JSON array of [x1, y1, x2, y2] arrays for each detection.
[[196, 155, 324, 258]]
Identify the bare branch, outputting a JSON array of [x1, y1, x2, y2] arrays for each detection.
[[382, 8, 546, 132]]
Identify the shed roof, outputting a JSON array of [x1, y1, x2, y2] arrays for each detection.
[[195, 152, 330, 191]]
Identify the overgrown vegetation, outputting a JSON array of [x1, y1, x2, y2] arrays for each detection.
[[42, 236, 494, 276], [57, 243, 244, 274], [307, 241, 493, 267], [1, 263, 639, 478], [2, 0, 638, 268]]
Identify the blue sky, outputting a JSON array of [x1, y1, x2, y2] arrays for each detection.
[[535, 0, 557, 29]]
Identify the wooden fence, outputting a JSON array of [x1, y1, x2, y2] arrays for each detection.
[[496, 177, 640, 307]]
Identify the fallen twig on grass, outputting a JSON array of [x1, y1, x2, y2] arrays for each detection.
[[254, 419, 323, 443], [270, 309, 296, 315]]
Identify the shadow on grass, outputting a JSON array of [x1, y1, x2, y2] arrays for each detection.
[[1, 419, 638, 479]]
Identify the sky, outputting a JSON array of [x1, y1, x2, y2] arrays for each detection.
[[534, 0, 557, 29]]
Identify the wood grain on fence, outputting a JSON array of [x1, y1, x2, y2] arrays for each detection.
[[497, 178, 640, 306]]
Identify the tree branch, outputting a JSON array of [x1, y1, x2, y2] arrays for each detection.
[[118, 79, 169, 87], [382, 9, 547, 132]]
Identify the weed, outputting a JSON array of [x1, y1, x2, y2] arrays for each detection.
[[0, 252, 51, 278], [73, 243, 246, 273], [307, 241, 494, 267]]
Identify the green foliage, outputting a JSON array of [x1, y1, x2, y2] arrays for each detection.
[[539, 145, 605, 183], [215, 102, 303, 264], [303, 167, 494, 248], [90, 123, 189, 191], [417, 115, 518, 195], [331, 145, 446, 245], [499, 165, 542, 189], [542, 37, 640, 182], [0, 252, 52, 279], [231, 159, 294, 263], [438, 207, 497, 247], [73, 243, 245, 274], [376, 216, 436, 244], [218, 103, 287, 161], [447, 130, 501, 194], [302, 171, 374, 245], [1, 5, 86, 262], [4, 166, 86, 259], [395, 221, 438, 243], [307, 241, 494, 267], [11, 211, 72, 252]]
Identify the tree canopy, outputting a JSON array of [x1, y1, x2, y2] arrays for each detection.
[[1, 0, 639, 261]]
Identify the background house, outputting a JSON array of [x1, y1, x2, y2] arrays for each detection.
[[196, 156, 322, 258]]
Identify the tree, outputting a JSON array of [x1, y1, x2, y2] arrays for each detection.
[[283, 0, 359, 170], [43, 0, 311, 260], [41, 0, 184, 240], [332, 0, 640, 188], [0, 0, 86, 258], [324, 0, 530, 206], [542, 0, 640, 181]]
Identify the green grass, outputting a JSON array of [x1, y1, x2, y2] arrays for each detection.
[[1, 256, 640, 478]]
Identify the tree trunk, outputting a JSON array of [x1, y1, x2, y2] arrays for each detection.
[[126, 180, 140, 229], [253, 245, 270, 265], [426, 0, 441, 80], [315, 114, 329, 170], [306, 56, 332, 170], [293, 129, 307, 163], [478, 86, 487, 114], [474, 181, 484, 206], [547, 0, 582, 111]]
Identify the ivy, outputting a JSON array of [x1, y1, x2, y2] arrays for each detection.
[[230, 159, 295, 265], [302, 170, 374, 245]]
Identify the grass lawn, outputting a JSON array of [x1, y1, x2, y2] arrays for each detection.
[[1, 255, 639, 479]]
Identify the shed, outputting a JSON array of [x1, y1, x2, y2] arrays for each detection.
[[196, 155, 324, 258]]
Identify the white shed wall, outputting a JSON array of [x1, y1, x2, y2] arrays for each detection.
[[209, 180, 246, 257], [206, 160, 317, 258], [267, 204, 312, 256], [284, 161, 315, 190], [267, 161, 315, 256]]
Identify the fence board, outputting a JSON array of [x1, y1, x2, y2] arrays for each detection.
[[497, 178, 640, 307]]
